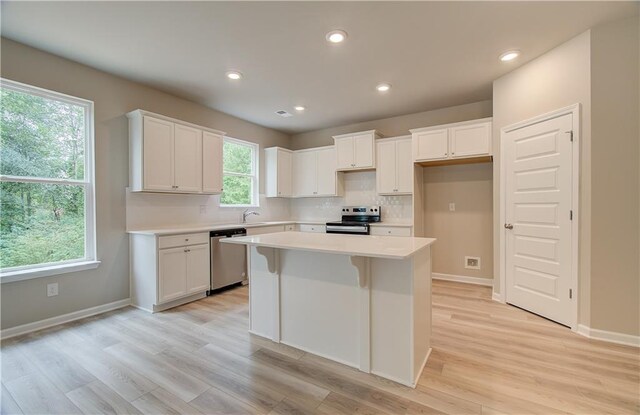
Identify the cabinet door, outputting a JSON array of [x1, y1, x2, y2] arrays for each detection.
[[376, 141, 397, 194], [278, 149, 293, 197], [143, 116, 174, 191], [316, 147, 337, 196], [174, 124, 202, 192], [335, 137, 354, 169], [158, 247, 187, 303], [186, 243, 210, 294], [293, 151, 317, 196], [202, 131, 223, 194], [353, 133, 375, 168], [450, 122, 492, 158], [395, 139, 413, 194], [413, 129, 448, 161]]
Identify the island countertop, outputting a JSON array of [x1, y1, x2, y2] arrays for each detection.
[[221, 231, 435, 260]]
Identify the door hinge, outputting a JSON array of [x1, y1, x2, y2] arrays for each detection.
[[569, 289, 573, 299], [566, 130, 574, 142], [570, 210, 573, 220]]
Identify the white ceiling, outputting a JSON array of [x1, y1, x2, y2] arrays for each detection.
[[1, 1, 637, 134]]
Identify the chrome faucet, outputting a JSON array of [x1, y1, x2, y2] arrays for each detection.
[[242, 209, 260, 223]]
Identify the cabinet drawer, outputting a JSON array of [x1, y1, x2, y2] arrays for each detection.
[[370, 226, 411, 237], [298, 224, 326, 233], [158, 232, 209, 249], [246, 225, 285, 236]]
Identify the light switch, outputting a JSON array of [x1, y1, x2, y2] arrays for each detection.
[[449, 202, 456, 212]]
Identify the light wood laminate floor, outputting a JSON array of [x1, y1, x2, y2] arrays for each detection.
[[2, 280, 638, 414]]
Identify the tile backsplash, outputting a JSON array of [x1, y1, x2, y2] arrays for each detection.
[[290, 171, 412, 222], [127, 171, 412, 230]]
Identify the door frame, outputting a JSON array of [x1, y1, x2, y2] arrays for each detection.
[[498, 104, 581, 330]]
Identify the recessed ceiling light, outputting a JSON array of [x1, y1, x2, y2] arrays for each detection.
[[499, 50, 520, 62], [226, 71, 243, 80], [294, 106, 306, 111], [326, 30, 347, 43], [376, 83, 391, 92]]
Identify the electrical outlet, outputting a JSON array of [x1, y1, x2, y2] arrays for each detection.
[[465, 256, 481, 270], [47, 283, 59, 297], [199, 205, 207, 214], [449, 202, 456, 212]]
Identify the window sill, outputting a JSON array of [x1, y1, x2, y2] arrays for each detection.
[[0, 260, 101, 284], [219, 205, 260, 209]]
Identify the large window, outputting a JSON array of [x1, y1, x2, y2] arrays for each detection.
[[220, 137, 258, 207], [0, 79, 96, 278]]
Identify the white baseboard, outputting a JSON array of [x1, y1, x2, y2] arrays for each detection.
[[577, 324, 640, 348], [492, 292, 504, 303], [1, 298, 131, 340], [432, 272, 493, 287]]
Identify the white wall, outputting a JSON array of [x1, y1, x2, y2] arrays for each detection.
[[0, 38, 291, 331], [493, 15, 640, 337], [493, 31, 592, 326]]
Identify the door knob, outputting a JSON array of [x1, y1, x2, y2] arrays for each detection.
[[504, 223, 514, 230]]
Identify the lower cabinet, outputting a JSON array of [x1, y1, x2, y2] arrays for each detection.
[[130, 232, 210, 312], [370, 226, 412, 236], [298, 224, 326, 233]]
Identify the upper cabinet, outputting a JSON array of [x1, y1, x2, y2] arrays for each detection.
[[265, 147, 293, 197], [293, 146, 343, 197], [266, 146, 343, 198], [128, 110, 225, 194], [333, 130, 380, 170], [376, 136, 413, 195], [411, 118, 492, 163]]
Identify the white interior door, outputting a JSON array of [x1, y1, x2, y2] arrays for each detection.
[[504, 113, 573, 326]]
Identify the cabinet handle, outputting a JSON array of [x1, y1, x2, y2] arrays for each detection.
[[185, 238, 189, 241]]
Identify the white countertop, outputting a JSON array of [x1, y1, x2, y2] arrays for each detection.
[[127, 220, 413, 236], [220, 231, 435, 260]]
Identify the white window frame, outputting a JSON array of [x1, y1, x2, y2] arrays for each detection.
[[0, 79, 99, 283], [220, 136, 259, 208]]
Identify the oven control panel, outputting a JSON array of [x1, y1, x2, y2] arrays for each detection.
[[341, 206, 380, 215]]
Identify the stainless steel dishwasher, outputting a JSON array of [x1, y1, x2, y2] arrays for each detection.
[[209, 228, 247, 292]]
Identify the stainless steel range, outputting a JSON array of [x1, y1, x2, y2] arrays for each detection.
[[326, 206, 381, 235]]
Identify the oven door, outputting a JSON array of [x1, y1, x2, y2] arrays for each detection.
[[326, 224, 369, 235]]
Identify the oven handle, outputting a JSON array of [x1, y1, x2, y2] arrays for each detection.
[[326, 225, 369, 233]]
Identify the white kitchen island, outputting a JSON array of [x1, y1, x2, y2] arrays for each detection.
[[221, 231, 436, 387]]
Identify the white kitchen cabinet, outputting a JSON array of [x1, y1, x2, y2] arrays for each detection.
[[203, 131, 224, 194], [246, 225, 286, 236], [449, 122, 492, 159], [265, 147, 293, 197], [333, 130, 380, 170], [158, 246, 188, 303], [316, 147, 338, 195], [412, 128, 449, 161], [130, 232, 211, 312], [185, 243, 211, 294], [293, 146, 343, 197], [174, 124, 202, 192], [370, 226, 412, 236], [298, 224, 326, 233], [376, 136, 413, 195], [128, 110, 226, 194], [411, 118, 492, 163], [142, 116, 174, 191]]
